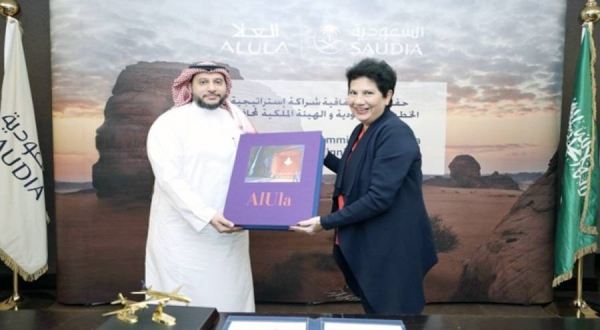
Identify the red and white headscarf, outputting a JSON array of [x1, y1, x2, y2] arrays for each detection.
[[171, 61, 233, 110], [171, 61, 257, 133]]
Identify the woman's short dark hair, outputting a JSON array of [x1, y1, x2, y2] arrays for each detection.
[[346, 58, 397, 101]]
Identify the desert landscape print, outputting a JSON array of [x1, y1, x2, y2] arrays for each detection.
[[56, 150, 555, 304]]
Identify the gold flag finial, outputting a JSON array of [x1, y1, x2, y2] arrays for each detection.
[[582, 0, 600, 23], [0, 0, 19, 18]]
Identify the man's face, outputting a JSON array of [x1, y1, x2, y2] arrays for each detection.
[[190, 72, 227, 110]]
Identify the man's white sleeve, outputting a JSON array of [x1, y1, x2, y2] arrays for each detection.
[[146, 120, 215, 232]]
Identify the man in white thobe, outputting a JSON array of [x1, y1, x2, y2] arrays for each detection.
[[145, 61, 256, 312]]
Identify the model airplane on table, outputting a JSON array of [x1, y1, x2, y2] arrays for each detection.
[[102, 294, 168, 324], [131, 285, 191, 325], [131, 285, 192, 304], [102, 284, 192, 325]]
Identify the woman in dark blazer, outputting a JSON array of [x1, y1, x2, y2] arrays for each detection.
[[291, 58, 438, 315]]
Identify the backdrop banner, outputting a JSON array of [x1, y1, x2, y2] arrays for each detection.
[[50, 0, 566, 304]]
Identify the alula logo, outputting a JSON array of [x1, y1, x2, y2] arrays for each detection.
[[220, 23, 289, 55], [246, 192, 292, 206]]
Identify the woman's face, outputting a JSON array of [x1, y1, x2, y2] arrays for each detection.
[[347, 77, 392, 128]]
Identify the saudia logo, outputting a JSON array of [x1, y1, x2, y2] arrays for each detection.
[[246, 192, 292, 207], [220, 23, 289, 55], [313, 25, 343, 55], [1, 113, 45, 201], [311, 24, 424, 56]]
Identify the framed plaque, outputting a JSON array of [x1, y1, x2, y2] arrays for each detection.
[[223, 131, 324, 230], [223, 315, 406, 330]]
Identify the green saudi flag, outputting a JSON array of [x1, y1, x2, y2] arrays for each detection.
[[553, 23, 599, 287]]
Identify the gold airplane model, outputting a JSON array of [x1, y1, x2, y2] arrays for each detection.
[[130, 285, 192, 325], [131, 285, 192, 305], [102, 293, 168, 324]]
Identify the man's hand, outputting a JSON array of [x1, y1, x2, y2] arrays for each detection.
[[210, 213, 243, 233], [289, 216, 323, 235]]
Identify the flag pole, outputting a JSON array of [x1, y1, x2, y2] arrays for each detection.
[[568, 257, 597, 317], [0, 0, 20, 312], [575, 257, 584, 309], [0, 0, 19, 18], [0, 273, 20, 311]]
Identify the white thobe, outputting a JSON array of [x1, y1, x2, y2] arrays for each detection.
[[145, 102, 255, 312]]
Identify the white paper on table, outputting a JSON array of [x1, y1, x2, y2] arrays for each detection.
[[226, 320, 307, 330], [323, 321, 404, 330]]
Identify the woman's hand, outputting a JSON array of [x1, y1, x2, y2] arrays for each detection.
[[289, 216, 323, 235]]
